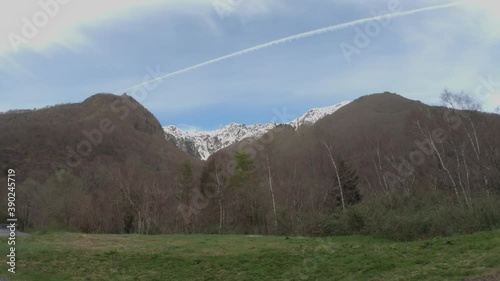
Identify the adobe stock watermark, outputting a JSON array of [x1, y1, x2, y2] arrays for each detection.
[[339, 0, 403, 64], [384, 75, 499, 191], [212, 0, 244, 20], [474, 75, 500, 110], [382, 108, 465, 190], [282, 238, 336, 281], [51, 65, 167, 179], [7, 0, 71, 52]]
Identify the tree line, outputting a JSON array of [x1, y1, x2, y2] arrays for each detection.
[[3, 91, 500, 240]]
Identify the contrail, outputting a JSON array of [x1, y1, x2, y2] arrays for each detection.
[[116, 2, 462, 93]]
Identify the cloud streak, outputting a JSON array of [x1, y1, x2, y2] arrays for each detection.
[[117, 1, 464, 93]]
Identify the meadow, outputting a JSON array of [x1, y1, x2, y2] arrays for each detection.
[[0, 230, 499, 281]]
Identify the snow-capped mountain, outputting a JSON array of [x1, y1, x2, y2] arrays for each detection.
[[164, 101, 350, 160], [163, 122, 278, 160], [288, 101, 351, 128]]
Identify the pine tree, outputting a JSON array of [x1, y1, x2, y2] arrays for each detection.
[[178, 159, 194, 233], [336, 158, 362, 206], [324, 156, 362, 212], [180, 160, 193, 203], [230, 151, 260, 233], [232, 151, 254, 186]]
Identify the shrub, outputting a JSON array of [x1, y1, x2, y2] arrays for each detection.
[[344, 192, 500, 241]]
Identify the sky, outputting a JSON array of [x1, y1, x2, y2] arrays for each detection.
[[0, 0, 499, 131]]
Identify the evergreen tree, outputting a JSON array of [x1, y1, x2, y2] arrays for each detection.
[[181, 160, 193, 186], [180, 160, 193, 203], [232, 151, 254, 187], [178, 159, 194, 233], [230, 151, 261, 233], [324, 157, 362, 212], [336, 158, 362, 206]]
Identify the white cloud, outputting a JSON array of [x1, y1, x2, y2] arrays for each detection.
[[0, 0, 212, 56], [177, 124, 205, 132], [482, 92, 500, 112], [231, 0, 287, 22], [457, 0, 500, 44]]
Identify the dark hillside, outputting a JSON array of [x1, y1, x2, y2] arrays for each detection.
[[202, 92, 500, 236], [216, 92, 500, 194], [0, 93, 197, 182], [0, 93, 202, 234]]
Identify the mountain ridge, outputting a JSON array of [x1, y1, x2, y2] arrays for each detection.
[[164, 101, 351, 159], [0, 93, 198, 182]]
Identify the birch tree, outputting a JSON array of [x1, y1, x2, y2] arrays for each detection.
[[323, 141, 346, 212]]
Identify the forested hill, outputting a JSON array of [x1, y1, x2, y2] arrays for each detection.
[[0, 93, 198, 182], [0, 92, 499, 239]]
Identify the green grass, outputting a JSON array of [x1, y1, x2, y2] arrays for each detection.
[[0, 231, 499, 281]]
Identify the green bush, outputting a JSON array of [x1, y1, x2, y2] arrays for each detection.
[[295, 212, 350, 237], [297, 192, 500, 241], [346, 192, 500, 241]]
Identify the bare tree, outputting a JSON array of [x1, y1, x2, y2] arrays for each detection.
[[441, 90, 488, 190], [262, 147, 278, 233], [367, 135, 392, 195], [108, 163, 163, 234], [210, 157, 229, 234], [416, 121, 462, 202], [323, 141, 346, 213]]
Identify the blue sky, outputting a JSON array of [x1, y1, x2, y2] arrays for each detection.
[[1, 0, 499, 130]]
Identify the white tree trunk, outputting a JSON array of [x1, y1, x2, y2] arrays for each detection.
[[265, 151, 278, 232], [417, 121, 461, 201], [323, 141, 346, 212]]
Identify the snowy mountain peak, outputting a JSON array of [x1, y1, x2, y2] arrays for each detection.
[[164, 101, 350, 160], [289, 101, 351, 128]]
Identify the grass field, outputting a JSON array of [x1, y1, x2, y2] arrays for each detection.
[[0, 231, 499, 281]]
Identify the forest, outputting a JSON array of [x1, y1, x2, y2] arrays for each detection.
[[1, 91, 499, 241]]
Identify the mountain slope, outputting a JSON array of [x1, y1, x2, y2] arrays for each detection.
[[210, 92, 500, 196], [164, 101, 350, 159], [288, 101, 350, 128], [0, 93, 197, 182]]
